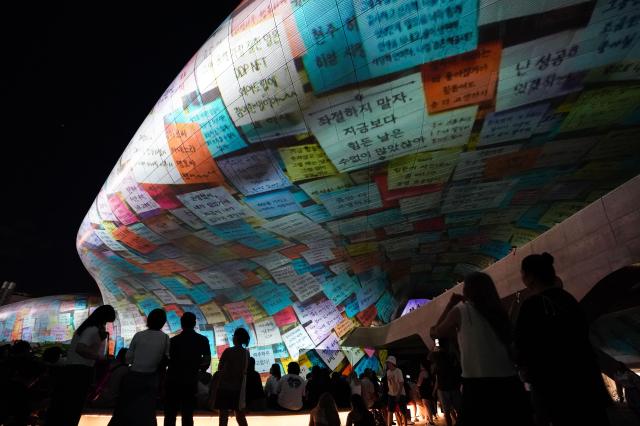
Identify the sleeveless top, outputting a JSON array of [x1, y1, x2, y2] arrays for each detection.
[[456, 303, 515, 378]]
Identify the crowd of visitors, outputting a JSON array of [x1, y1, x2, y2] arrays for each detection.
[[0, 252, 637, 426]]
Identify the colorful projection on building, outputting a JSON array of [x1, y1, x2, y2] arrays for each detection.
[[77, 0, 640, 376], [0, 295, 103, 344]]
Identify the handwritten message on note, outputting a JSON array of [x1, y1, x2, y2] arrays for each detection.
[[254, 317, 283, 346], [387, 148, 461, 190], [214, 19, 307, 126], [285, 273, 323, 303], [119, 176, 161, 216], [250, 280, 293, 315], [111, 226, 157, 254], [278, 144, 339, 182], [293, 0, 370, 93], [442, 180, 514, 213], [354, 0, 478, 78], [306, 73, 476, 172], [245, 189, 300, 219], [316, 332, 346, 370], [479, 103, 549, 146], [559, 86, 640, 132], [323, 273, 360, 306], [423, 40, 502, 113], [282, 325, 315, 360], [318, 183, 383, 218], [177, 187, 251, 226], [172, 97, 247, 158], [218, 150, 290, 196], [299, 174, 353, 203], [166, 123, 224, 184], [496, 31, 586, 111]]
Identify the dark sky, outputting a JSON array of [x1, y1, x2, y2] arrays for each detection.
[[2, 1, 240, 296]]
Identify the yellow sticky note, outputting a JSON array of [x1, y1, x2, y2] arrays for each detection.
[[510, 228, 540, 247], [560, 86, 640, 132], [387, 148, 461, 190], [278, 143, 338, 182]]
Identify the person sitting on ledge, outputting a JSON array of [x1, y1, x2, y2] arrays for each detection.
[[276, 361, 306, 411]]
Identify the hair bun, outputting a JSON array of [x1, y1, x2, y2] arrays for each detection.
[[541, 252, 554, 265]]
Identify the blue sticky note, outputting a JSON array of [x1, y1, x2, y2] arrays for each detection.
[[174, 97, 247, 158], [293, 0, 371, 92], [138, 298, 162, 316], [301, 204, 333, 223], [345, 295, 361, 318], [250, 281, 293, 315], [292, 258, 327, 275], [224, 318, 256, 348], [323, 273, 360, 305], [160, 277, 190, 295], [208, 220, 257, 241], [355, 355, 381, 376], [74, 299, 88, 310], [319, 183, 383, 218], [239, 231, 283, 251], [376, 291, 397, 323], [198, 329, 215, 351], [367, 208, 404, 229], [245, 190, 300, 219], [180, 305, 207, 326], [190, 285, 214, 304], [273, 342, 289, 359], [356, 0, 478, 78], [167, 311, 182, 333]]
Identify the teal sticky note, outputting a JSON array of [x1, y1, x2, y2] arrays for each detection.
[[322, 273, 360, 305], [244, 190, 300, 219], [293, 0, 371, 92], [356, 0, 478, 78], [174, 97, 247, 158], [167, 311, 182, 333]]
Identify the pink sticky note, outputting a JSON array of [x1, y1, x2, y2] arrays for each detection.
[[364, 347, 376, 358], [108, 195, 138, 225], [273, 306, 297, 328]]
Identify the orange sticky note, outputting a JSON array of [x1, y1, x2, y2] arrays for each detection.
[[484, 149, 541, 180], [423, 40, 502, 113], [112, 226, 157, 254], [166, 123, 223, 184]]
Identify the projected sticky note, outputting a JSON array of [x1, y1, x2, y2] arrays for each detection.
[[423, 40, 502, 113], [177, 187, 251, 225], [278, 144, 339, 182], [218, 150, 291, 196], [293, 0, 370, 92], [355, 0, 478, 77]]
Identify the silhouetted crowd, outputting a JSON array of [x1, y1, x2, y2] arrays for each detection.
[[1, 252, 639, 426]]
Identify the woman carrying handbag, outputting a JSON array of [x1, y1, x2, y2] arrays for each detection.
[[209, 328, 250, 426]]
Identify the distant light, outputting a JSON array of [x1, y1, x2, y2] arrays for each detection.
[[401, 298, 431, 316]]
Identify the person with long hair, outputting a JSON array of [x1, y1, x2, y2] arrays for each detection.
[[109, 308, 170, 426], [515, 252, 610, 426], [45, 304, 116, 426], [264, 363, 281, 409], [309, 392, 341, 426], [430, 272, 532, 426], [346, 393, 375, 426], [214, 327, 251, 426]]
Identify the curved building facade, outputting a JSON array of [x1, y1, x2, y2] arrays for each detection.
[[77, 0, 640, 375]]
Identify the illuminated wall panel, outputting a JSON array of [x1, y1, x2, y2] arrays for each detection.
[[0, 295, 103, 344], [77, 0, 640, 375]]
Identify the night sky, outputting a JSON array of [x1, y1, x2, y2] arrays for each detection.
[[2, 1, 240, 296]]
